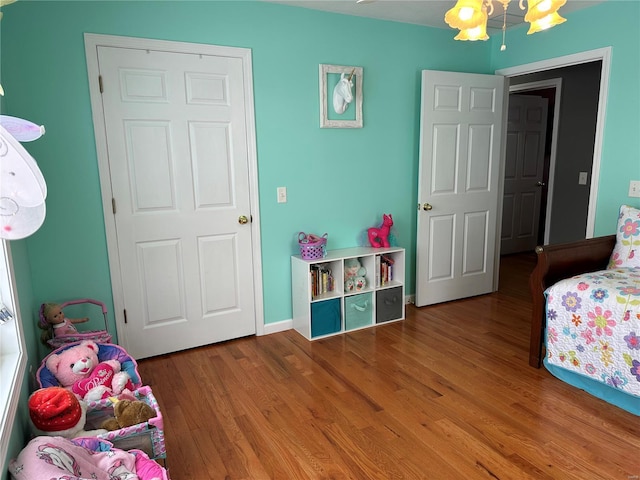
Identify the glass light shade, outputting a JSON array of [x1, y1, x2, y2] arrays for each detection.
[[445, 0, 485, 29], [454, 15, 489, 41], [526, 11, 566, 34], [525, 0, 566, 22]]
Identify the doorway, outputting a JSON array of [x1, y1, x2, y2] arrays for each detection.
[[501, 90, 550, 254], [511, 86, 557, 246], [497, 48, 610, 245]]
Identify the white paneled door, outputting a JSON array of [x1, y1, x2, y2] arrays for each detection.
[[86, 36, 260, 359], [415, 70, 506, 307], [501, 94, 548, 255]]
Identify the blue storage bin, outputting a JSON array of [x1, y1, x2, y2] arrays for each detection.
[[345, 293, 373, 331], [311, 298, 341, 337]]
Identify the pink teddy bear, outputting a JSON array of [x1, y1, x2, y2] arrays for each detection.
[[45, 340, 134, 402]]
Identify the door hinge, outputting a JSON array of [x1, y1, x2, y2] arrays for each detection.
[[123, 309, 128, 324], [112, 198, 116, 215], [98, 75, 103, 93]]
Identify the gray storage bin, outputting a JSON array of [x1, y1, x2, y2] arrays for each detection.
[[376, 286, 403, 323]]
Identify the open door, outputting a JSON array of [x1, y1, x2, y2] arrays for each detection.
[[415, 70, 507, 307], [501, 94, 548, 255]]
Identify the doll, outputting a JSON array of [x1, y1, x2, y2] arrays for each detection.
[[38, 302, 89, 345]]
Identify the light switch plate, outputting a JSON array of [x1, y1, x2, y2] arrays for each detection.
[[629, 180, 640, 198], [578, 171, 588, 185], [277, 186, 287, 203]]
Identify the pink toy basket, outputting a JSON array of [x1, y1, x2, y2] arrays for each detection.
[[298, 232, 328, 260], [84, 385, 166, 461], [36, 341, 142, 390], [39, 298, 112, 349]]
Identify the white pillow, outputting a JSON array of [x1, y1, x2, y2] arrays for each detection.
[[608, 204, 640, 269]]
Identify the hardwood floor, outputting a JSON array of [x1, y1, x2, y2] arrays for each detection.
[[138, 253, 639, 480]]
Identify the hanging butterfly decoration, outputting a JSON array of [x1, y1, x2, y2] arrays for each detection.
[[0, 115, 45, 142]]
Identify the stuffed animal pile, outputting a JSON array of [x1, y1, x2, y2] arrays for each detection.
[[28, 386, 107, 438], [45, 340, 134, 402]]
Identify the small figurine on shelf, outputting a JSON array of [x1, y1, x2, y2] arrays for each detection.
[[344, 257, 367, 292], [38, 302, 88, 345], [368, 214, 393, 248]]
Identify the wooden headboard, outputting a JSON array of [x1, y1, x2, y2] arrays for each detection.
[[528, 234, 616, 368]]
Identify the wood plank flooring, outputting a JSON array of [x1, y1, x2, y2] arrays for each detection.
[[138, 253, 639, 480]]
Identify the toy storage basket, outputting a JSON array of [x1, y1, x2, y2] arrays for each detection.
[[84, 385, 166, 461], [36, 341, 142, 390], [39, 298, 112, 349], [298, 232, 328, 260]]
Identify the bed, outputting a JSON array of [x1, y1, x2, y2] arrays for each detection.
[[529, 204, 640, 415]]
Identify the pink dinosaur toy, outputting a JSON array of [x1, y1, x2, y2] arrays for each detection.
[[368, 214, 393, 248]]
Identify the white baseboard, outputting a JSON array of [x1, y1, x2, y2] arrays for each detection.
[[405, 294, 415, 305]]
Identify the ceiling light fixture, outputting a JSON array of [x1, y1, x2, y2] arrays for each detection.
[[445, 0, 566, 48]]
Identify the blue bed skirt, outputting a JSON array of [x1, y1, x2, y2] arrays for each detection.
[[544, 358, 640, 416]]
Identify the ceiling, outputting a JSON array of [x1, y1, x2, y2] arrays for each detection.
[[268, 0, 603, 31]]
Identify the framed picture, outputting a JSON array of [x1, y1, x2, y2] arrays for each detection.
[[319, 64, 363, 129]]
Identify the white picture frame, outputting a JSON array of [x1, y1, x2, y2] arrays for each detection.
[[319, 64, 363, 129]]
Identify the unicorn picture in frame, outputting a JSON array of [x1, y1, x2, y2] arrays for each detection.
[[332, 69, 355, 114], [319, 64, 363, 129]]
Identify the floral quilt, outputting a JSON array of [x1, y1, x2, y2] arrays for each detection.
[[545, 267, 640, 398]]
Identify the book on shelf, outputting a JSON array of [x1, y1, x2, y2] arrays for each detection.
[[310, 263, 333, 298], [378, 254, 395, 286]]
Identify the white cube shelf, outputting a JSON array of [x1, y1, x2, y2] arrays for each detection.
[[291, 247, 405, 340]]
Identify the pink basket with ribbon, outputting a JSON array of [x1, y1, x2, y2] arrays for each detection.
[[298, 232, 328, 260]]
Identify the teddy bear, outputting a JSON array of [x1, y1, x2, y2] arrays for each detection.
[[28, 386, 108, 438], [100, 398, 157, 431], [45, 340, 134, 402], [344, 257, 367, 292]]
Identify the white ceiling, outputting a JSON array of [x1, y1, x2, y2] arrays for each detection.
[[268, 0, 603, 31]]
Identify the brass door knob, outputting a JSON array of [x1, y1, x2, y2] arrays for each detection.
[[422, 203, 433, 211], [536, 181, 546, 187], [238, 215, 249, 225]]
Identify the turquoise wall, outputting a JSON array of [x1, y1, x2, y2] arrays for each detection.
[[2, 0, 639, 472], [0, 1, 491, 343]]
